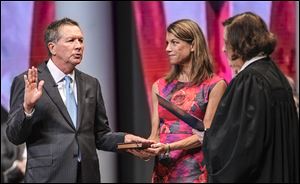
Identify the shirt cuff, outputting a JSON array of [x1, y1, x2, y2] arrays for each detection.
[[24, 108, 35, 118]]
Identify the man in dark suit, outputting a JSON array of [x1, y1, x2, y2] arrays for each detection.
[[6, 17, 152, 183]]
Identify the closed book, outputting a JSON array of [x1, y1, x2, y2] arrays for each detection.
[[117, 142, 152, 150]]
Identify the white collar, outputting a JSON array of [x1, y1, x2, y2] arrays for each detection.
[[238, 55, 267, 74], [47, 59, 75, 83]]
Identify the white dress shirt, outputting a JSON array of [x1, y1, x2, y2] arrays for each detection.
[[47, 59, 78, 105]]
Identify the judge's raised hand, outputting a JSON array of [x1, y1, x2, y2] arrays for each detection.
[[23, 66, 44, 113]]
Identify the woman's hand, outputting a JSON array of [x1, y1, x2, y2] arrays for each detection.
[[146, 142, 169, 156]]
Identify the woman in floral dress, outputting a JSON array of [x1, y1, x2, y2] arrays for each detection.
[[142, 19, 227, 183]]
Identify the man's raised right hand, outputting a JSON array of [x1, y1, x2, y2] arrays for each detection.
[[23, 66, 44, 113]]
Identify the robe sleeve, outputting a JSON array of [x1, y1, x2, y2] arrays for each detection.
[[203, 71, 271, 182]]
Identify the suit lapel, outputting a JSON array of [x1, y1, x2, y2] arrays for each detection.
[[38, 63, 75, 129], [75, 70, 85, 130]]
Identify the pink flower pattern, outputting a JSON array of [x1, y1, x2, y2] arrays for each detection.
[[152, 75, 223, 183]]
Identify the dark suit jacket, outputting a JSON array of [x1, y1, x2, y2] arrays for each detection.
[[6, 62, 125, 183]]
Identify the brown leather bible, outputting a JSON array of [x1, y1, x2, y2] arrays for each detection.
[[117, 142, 152, 150]]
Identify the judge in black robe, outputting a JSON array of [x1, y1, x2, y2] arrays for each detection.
[[203, 12, 299, 183]]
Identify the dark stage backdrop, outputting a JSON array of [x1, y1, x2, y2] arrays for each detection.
[[113, 2, 154, 182]]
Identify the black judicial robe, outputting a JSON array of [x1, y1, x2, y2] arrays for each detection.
[[203, 57, 299, 183]]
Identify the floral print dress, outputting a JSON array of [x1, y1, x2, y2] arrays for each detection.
[[152, 75, 223, 183]]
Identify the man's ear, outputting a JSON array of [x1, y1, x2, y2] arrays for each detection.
[[48, 42, 56, 55]]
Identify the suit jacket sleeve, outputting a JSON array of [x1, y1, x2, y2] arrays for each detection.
[[6, 75, 35, 145], [93, 79, 125, 151]]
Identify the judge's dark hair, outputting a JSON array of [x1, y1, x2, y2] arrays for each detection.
[[44, 18, 80, 56], [223, 12, 276, 61], [165, 19, 214, 86]]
